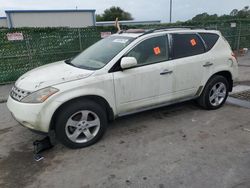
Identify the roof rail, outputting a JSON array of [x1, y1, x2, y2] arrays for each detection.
[[141, 26, 210, 36], [117, 29, 146, 34]]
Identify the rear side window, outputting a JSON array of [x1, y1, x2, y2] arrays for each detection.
[[171, 33, 205, 59], [199, 33, 219, 51]]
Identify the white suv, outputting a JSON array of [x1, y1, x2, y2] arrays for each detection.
[[7, 28, 238, 148]]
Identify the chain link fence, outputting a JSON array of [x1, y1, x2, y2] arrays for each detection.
[[0, 20, 249, 84], [0, 27, 116, 84], [206, 21, 250, 51]]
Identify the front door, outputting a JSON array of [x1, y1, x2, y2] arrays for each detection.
[[113, 35, 173, 114]]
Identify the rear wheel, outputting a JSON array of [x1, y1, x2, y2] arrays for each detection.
[[197, 75, 229, 110], [55, 99, 107, 149]]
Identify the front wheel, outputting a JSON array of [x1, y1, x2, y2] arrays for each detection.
[[55, 99, 107, 149], [197, 75, 229, 110]]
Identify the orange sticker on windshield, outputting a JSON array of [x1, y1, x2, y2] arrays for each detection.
[[190, 39, 197, 46], [154, 47, 161, 55]]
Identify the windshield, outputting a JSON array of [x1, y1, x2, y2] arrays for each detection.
[[70, 36, 134, 70]]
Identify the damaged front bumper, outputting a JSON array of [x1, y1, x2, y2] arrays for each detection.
[[7, 96, 49, 134]]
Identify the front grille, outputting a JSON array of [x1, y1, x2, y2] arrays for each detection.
[[10, 86, 31, 102]]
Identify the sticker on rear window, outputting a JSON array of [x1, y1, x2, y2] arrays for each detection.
[[190, 39, 197, 46], [113, 39, 129, 44], [153, 47, 161, 55]]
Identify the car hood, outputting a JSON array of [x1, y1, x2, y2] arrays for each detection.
[[15, 61, 94, 91]]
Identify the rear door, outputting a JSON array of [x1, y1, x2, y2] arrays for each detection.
[[169, 33, 207, 98]]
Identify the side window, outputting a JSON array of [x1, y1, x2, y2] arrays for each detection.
[[127, 36, 168, 65], [171, 33, 205, 59], [199, 33, 219, 51]]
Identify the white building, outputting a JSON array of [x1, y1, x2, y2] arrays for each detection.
[[0, 17, 7, 27], [5, 9, 96, 28]]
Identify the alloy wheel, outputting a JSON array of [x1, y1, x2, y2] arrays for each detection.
[[65, 110, 101, 143], [209, 82, 227, 107]]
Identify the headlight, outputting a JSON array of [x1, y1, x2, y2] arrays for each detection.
[[21, 87, 59, 103]]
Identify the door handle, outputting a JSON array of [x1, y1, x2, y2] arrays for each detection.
[[160, 70, 173, 75], [203, 62, 213, 67]]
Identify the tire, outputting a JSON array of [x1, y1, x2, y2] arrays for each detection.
[[197, 75, 229, 110], [55, 99, 107, 149]]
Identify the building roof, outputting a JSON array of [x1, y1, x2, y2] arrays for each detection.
[[4, 9, 96, 28], [96, 20, 161, 26], [5, 9, 96, 14]]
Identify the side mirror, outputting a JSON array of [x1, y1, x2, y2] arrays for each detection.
[[120, 57, 137, 69]]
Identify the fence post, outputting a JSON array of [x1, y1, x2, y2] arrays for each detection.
[[78, 28, 83, 51], [237, 21, 242, 53], [25, 33, 32, 67]]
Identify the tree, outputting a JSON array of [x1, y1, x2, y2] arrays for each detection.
[[96, 14, 103, 22], [96, 6, 133, 21], [237, 6, 250, 18], [191, 6, 250, 22], [192, 13, 218, 22], [230, 9, 238, 16]]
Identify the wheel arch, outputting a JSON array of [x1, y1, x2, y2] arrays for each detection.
[[197, 71, 232, 110], [49, 95, 115, 132], [201, 71, 233, 94], [212, 71, 233, 92]]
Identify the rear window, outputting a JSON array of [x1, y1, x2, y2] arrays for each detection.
[[171, 33, 205, 59], [199, 33, 219, 51]]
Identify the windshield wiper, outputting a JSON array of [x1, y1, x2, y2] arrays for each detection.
[[65, 59, 78, 67]]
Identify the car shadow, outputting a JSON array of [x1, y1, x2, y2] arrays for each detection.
[[108, 100, 201, 130]]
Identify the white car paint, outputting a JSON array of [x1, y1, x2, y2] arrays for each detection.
[[16, 61, 94, 91], [7, 29, 238, 133]]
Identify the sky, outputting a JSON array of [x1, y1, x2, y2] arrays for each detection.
[[0, 0, 249, 22]]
